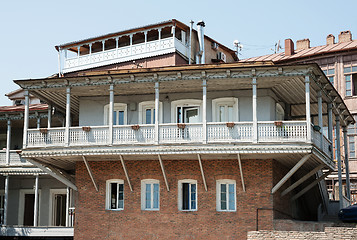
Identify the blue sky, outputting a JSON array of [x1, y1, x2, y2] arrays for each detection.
[[0, 0, 356, 105]]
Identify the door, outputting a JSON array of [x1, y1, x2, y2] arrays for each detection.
[[23, 194, 35, 226], [177, 106, 200, 123], [54, 194, 67, 226]]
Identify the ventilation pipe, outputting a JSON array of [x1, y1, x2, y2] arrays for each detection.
[[189, 20, 194, 64], [197, 20, 205, 64]]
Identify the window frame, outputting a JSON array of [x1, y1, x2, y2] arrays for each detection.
[[106, 179, 124, 211], [138, 101, 163, 124], [141, 179, 160, 211], [343, 64, 357, 97], [216, 179, 236, 212], [171, 99, 202, 123], [178, 179, 197, 211], [322, 64, 335, 86], [212, 97, 238, 122], [104, 103, 127, 125]]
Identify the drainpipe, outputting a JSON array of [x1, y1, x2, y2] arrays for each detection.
[[197, 20, 205, 64], [189, 20, 194, 64]]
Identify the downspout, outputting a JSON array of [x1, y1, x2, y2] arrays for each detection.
[[189, 20, 194, 64], [196, 20, 205, 64]]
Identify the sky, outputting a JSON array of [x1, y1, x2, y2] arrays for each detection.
[[0, 0, 356, 106]]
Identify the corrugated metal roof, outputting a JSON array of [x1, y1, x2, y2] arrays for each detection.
[[240, 39, 357, 63], [0, 103, 48, 113]]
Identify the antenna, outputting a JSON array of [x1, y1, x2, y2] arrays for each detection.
[[233, 40, 243, 60]]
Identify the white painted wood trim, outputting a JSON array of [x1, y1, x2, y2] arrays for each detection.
[[237, 154, 245, 192], [216, 179, 236, 212], [212, 97, 239, 122], [158, 155, 169, 192], [105, 179, 124, 210], [104, 103, 127, 125], [49, 189, 67, 226], [170, 99, 203, 123], [18, 189, 41, 226], [140, 179, 160, 211], [138, 101, 163, 124], [177, 179, 197, 211]]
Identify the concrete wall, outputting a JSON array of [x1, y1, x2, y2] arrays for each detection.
[[74, 158, 274, 240], [79, 89, 278, 126], [0, 175, 68, 226]]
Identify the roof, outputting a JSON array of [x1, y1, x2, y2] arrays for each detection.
[[0, 103, 48, 113], [240, 39, 357, 63]]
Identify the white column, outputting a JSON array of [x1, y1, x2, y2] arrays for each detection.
[[23, 90, 29, 149], [158, 29, 161, 50], [202, 79, 207, 144], [89, 43, 92, 63], [155, 82, 159, 144], [343, 127, 351, 201], [33, 175, 39, 227], [3, 176, 9, 225], [109, 84, 114, 145], [172, 26, 176, 45], [102, 40, 105, 60], [252, 77, 258, 143], [65, 87, 71, 146], [6, 119, 11, 165], [115, 38, 119, 56], [129, 35, 133, 55], [318, 90, 323, 148], [328, 103, 333, 159], [77, 46, 80, 66], [66, 187, 70, 227], [144, 31, 148, 52], [36, 113, 41, 129], [58, 47, 62, 78], [47, 105, 52, 128], [305, 75, 312, 142], [335, 116, 343, 209]]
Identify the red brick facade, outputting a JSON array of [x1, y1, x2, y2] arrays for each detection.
[[75, 158, 275, 239]]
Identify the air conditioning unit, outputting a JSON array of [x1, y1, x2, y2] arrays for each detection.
[[217, 52, 226, 62]]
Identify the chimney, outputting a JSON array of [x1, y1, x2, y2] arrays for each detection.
[[296, 38, 310, 50], [326, 34, 335, 45], [338, 30, 352, 43], [285, 39, 294, 56]]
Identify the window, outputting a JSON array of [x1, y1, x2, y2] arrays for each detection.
[[212, 98, 238, 122], [348, 115, 357, 159], [344, 65, 357, 96], [322, 66, 335, 86], [349, 136, 355, 158], [141, 179, 159, 210], [171, 99, 202, 123], [104, 103, 127, 125], [216, 180, 236, 211], [178, 180, 197, 211], [138, 101, 163, 124], [106, 180, 124, 210]]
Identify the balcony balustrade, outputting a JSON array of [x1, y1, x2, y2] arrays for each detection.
[[26, 121, 332, 158], [63, 37, 188, 73]]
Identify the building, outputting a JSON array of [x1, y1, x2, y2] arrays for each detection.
[[6, 20, 356, 239], [0, 89, 74, 239], [240, 31, 357, 204]]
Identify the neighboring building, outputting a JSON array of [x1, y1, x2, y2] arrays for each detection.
[[0, 89, 74, 239], [240, 31, 357, 204], [4, 20, 356, 239]]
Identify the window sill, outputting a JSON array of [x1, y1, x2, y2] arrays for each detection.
[[106, 208, 124, 211]]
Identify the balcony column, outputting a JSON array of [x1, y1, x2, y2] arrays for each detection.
[[318, 90, 323, 148], [3, 175, 9, 225], [144, 31, 147, 52], [33, 174, 39, 227], [158, 29, 161, 50], [102, 40, 105, 60], [58, 47, 62, 77], [89, 43, 92, 63], [202, 79, 207, 144], [47, 105, 52, 128], [252, 77, 258, 143], [109, 84, 114, 146], [77, 46, 80, 65], [36, 112, 41, 129], [172, 26, 176, 45], [155, 82, 159, 144], [335, 116, 343, 209], [6, 119, 11, 165], [65, 187, 70, 227], [328, 103, 333, 159], [65, 87, 71, 146], [115, 37, 119, 57], [129, 34, 133, 55], [343, 127, 351, 201], [23, 90, 29, 149], [305, 75, 312, 142]]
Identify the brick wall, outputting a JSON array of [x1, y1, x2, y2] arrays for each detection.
[[74, 158, 274, 240]]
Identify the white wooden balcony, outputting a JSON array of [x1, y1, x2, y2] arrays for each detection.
[[62, 37, 188, 73], [25, 121, 332, 158]]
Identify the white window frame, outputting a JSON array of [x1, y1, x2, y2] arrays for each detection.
[[212, 97, 238, 122], [216, 179, 236, 212], [18, 189, 42, 226], [178, 179, 197, 211], [138, 101, 163, 124], [171, 99, 202, 123], [106, 179, 124, 211], [141, 179, 160, 211], [48, 189, 67, 226], [104, 103, 127, 125]]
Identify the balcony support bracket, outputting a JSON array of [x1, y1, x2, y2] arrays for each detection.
[[271, 154, 311, 194], [237, 153, 246, 192], [119, 155, 133, 192], [82, 155, 98, 192], [197, 154, 208, 191], [158, 154, 169, 192]]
